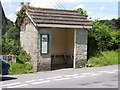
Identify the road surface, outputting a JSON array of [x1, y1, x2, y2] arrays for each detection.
[[0, 65, 119, 89]]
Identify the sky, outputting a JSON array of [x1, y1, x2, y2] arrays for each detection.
[[0, 0, 119, 22]]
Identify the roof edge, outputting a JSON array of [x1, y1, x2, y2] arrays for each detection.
[[27, 6, 79, 13], [25, 11, 36, 26], [36, 24, 92, 29]]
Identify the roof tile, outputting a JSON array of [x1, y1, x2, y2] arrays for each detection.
[[22, 6, 93, 27]]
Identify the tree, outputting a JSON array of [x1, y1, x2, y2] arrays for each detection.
[[16, 2, 30, 18], [6, 18, 20, 40], [2, 19, 21, 55], [26, 2, 30, 6], [20, 2, 24, 6], [20, 1, 30, 7], [115, 17, 120, 30], [76, 8, 88, 17], [88, 21, 120, 52], [99, 19, 116, 30]]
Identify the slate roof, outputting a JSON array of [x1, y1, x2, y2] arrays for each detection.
[[18, 6, 92, 27]]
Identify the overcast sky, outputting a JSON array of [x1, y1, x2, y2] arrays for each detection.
[[0, 0, 119, 22]]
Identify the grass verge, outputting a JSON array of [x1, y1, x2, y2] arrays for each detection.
[[86, 50, 119, 67]]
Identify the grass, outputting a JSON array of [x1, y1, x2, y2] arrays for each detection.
[[8, 62, 32, 75], [86, 50, 119, 67]]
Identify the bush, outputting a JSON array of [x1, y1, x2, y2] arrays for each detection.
[[110, 31, 120, 50], [16, 49, 31, 64], [8, 63, 32, 75], [88, 21, 120, 58], [2, 38, 21, 55], [86, 50, 119, 67]]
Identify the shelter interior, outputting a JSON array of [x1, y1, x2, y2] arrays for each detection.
[[51, 28, 74, 70]]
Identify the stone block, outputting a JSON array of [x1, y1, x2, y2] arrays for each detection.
[[75, 29, 88, 68]]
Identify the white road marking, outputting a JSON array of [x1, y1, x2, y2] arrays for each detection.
[[81, 73, 91, 75], [52, 76, 62, 78], [32, 80, 50, 85], [106, 72, 115, 74], [73, 76, 86, 78], [25, 79, 44, 83], [90, 73, 102, 76], [25, 79, 38, 83], [46, 78, 53, 79], [39, 79, 44, 80], [1, 82, 21, 87], [54, 78, 70, 81], [7, 84, 28, 88], [64, 74, 79, 77], [99, 71, 109, 73], [46, 76, 62, 79]]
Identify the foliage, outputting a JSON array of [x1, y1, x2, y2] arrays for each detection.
[[20, 1, 30, 6], [16, 7, 25, 18], [2, 18, 32, 75], [88, 21, 120, 55], [99, 18, 120, 31], [115, 17, 120, 30], [2, 38, 21, 55], [2, 19, 21, 55], [4, 18, 20, 40], [9, 63, 32, 75], [16, 2, 30, 18], [99, 19, 116, 30], [109, 31, 120, 50], [76, 8, 88, 17], [86, 50, 119, 67], [16, 49, 31, 64], [88, 36, 99, 58]]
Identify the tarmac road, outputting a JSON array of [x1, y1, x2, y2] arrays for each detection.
[[0, 65, 119, 89]]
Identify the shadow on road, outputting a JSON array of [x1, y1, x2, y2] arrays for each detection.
[[51, 64, 73, 70], [1, 76, 17, 81]]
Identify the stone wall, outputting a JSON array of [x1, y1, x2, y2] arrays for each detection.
[[37, 28, 51, 71], [75, 29, 88, 67], [20, 20, 38, 72]]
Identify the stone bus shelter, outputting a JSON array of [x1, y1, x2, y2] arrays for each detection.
[[16, 6, 92, 72]]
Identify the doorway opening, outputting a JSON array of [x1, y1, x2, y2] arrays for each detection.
[[51, 28, 74, 70]]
